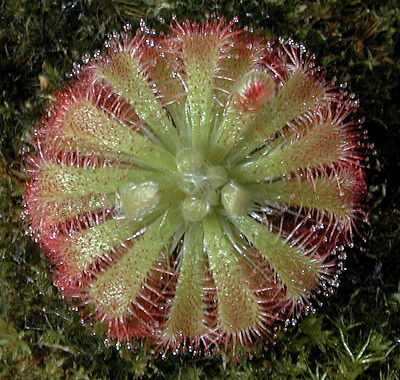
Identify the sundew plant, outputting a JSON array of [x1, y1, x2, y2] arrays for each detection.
[[23, 16, 368, 355]]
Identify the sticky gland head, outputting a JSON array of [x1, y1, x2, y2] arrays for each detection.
[[23, 16, 369, 356]]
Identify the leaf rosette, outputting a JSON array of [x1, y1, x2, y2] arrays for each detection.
[[23, 17, 368, 354]]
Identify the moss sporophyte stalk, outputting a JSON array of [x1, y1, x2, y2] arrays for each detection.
[[23, 17, 369, 355]]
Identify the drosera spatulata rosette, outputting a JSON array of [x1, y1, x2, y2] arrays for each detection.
[[23, 16, 370, 355]]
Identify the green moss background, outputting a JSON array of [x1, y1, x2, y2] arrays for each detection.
[[1, 0, 399, 378]]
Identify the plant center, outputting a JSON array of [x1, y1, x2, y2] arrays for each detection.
[[175, 148, 251, 222]]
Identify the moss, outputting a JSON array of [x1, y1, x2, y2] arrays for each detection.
[[1, 0, 399, 378]]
